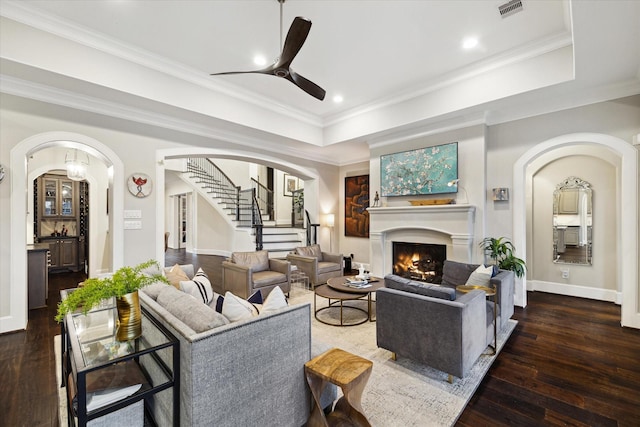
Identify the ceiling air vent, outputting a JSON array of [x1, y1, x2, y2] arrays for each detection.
[[499, 0, 523, 18]]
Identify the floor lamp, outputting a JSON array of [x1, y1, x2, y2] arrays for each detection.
[[325, 213, 335, 252]]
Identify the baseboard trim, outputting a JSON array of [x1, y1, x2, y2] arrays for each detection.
[[529, 280, 620, 304], [192, 248, 230, 257]]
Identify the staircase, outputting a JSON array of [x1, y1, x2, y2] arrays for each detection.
[[184, 158, 304, 257]]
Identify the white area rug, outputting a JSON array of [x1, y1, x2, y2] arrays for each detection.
[[56, 287, 517, 427], [289, 286, 517, 427]]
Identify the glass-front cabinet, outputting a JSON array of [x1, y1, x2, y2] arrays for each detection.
[[41, 174, 76, 218]]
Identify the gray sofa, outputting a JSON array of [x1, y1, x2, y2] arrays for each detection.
[[440, 259, 515, 332], [376, 262, 515, 381], [377, 275, 488, 381], [138, 265, 336, 427]]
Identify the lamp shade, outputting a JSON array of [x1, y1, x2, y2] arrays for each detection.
[[65, 149, 89, 181], [325, 213, 335, 228]]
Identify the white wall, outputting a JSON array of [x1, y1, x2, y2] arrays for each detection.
[[532, 154, 617, 293]]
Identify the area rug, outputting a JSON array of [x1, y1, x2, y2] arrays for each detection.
[[289, 286, 517, 427], [56, 287, 517, 427]]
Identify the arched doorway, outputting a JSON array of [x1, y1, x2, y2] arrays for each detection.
[[513, 133, 639, 328], [6, 132, 125, 332]]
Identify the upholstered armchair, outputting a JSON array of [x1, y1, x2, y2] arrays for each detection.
[[286, 244, 343, 287], [222, 250, 291, 299]]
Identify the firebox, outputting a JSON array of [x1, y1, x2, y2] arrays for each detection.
[[392, 242, 446, 283]]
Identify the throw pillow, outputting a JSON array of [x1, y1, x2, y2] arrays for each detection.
[[156, 286, 229, 333], [179, 268, 214, 304], [221, 291, 259, 322], [248, 290, 263, 304], [465, 265, 493, 287], [164, 264, 190, 289], [260, 286, 288, 314]]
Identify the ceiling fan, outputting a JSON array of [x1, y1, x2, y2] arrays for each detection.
[[211, 0, 326, 101]]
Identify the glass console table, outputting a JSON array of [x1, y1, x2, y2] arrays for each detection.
[[60, 289, 179, 426]]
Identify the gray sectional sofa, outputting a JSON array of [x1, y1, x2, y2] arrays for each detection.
[[138, 265, 336, 427], [376, 260, 515, 381]]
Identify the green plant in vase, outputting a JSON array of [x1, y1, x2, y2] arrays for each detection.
[[55, 259, 169, 340], [479, 237, 526, 278]]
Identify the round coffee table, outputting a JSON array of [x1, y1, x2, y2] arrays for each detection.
[[313, 276, 384, 326]]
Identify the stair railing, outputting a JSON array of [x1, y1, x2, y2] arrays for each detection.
[[187, 158, 263, 250], [251, 178, 274, 222]]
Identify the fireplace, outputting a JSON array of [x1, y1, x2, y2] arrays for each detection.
[[392, 242, 446, 283], [368, 205, 476, 279]]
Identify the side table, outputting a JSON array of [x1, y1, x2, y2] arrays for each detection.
[[305, 348, 373, 427], [456, 284, 497, 355]]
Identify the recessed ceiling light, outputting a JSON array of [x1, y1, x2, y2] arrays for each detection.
[[462, 37, 479, 50], [333, 95, 344, 103], [253, 55, 267, 66]]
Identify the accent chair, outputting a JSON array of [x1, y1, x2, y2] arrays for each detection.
[[286, 244, 343, 287], [222, 250, 291, 299]]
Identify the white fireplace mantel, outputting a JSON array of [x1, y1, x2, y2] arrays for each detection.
[[368, 205, 476, 277]]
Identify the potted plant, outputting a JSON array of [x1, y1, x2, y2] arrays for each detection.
[[55, 259, 169, 340], [479, 237, 526, 278]]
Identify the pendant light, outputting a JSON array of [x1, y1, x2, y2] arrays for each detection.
[[65, 149, 89, 181]]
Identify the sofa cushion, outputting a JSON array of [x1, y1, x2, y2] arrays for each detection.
[[222, 291, 259, 322], [295, 244, 323, 261], [252, 270, 287, 288], [142, 282, 170, 300], [180, 268, 214, 304], [384, 274, 456, 300], [317, 261, 341, 274], [441, 260, 480, 286], [157, 286, 229, 333], [231, 250, 270, 273], [164, 263, 190, 289], [465, 264, 493, 287], [261, 286, 288, 314]]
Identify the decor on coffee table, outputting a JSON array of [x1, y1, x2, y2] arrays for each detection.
[[305, 348, 373, 427], [55, 259, 168, 341], [327, 275, 383, 322]]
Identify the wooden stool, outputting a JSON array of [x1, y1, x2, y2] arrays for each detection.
[[304, 348, 373, 427]]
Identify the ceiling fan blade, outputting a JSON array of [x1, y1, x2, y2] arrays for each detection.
[[276, 17, 311, 68], [210, 69, 270, 76], [288, 69, 326, 101]]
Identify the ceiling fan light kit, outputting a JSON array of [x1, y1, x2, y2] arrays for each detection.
[[211, 0, 326, 101]]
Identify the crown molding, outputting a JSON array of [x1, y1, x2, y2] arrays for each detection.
[[0, 75, 342, 165], [323, 32, 574, 128]]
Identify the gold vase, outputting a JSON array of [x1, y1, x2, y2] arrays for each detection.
[[116, 291, 142, 341]]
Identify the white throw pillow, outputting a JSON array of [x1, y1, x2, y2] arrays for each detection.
[[465, 264, 493, 287], [260, 286, 288, 314], [222, 291, 259, 322], [179, 268, 214, 304]]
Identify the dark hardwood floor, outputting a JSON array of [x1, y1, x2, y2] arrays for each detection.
[[1, 250, 639, 426]]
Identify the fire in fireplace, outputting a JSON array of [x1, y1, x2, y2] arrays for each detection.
[[392, 242, 446, 283]]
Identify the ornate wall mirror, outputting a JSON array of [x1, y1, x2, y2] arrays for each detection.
[[553, 177, 592, 265]]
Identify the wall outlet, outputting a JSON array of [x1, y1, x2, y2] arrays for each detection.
[[561, 269, 570, 279]]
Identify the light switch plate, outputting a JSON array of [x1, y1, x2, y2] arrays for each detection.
[[124, 220, 142, 230], [124, 210, 142, 219]]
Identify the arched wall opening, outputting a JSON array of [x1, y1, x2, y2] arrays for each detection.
[[154, 147, 324, 264], [4, 132, 124, 333], [513, 133, 639, 328]]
